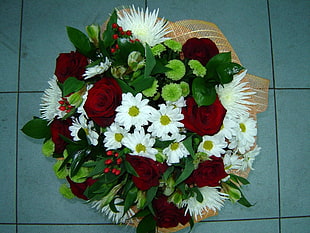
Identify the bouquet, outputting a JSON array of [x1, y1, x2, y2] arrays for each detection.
[[22, 6, 269, 233]]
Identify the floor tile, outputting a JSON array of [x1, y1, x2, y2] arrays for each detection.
[[18, 224, 135, 233], [148, 0, 273, 87], [19, 0, 144, 92], [281, 217, 310, 233], [195, 219, 279, 233], [0, 93, 17, 223], [276, 90, 310, 217], [0, 224, 16, 233], [0, 0, 21, 92], [269, 0, 310, 88]]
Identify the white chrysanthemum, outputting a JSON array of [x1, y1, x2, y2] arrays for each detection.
[[163, 134, 189, 165], [223, 150, 243, 172], [148, 104, 184, 140], [166, 96, 186, 109], [198, 134, 227, 157], [216, 70, 256, 118], [103, 123, 128, 150], [122, 129, 158, 160], [240, 145, 260, 171], [91, 198, 134, 224], [115, 92, 155, 130], [178, 186, 228, 220], [117, 6, 170, 46], [40, 75, 63, 123], [69, 115, 99, 146], [217, 116, 238, 140], [83, 58, 112, 79], [235, 114, 257, 154]]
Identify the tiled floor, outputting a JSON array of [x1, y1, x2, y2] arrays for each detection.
[[0, 0, 309, 232]]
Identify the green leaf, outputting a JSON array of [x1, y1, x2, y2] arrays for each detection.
[[53, 160, 68, 179], [238, 195, 254, 207], [174, 158, 195, 187], [137, 214, 156, 233], [182, 135, 195, 157], [144, 186, 158, 208], [206, 52, 231, 77], [229, 174, 250, 185], [102, 10, 118, 49], [124, 159, 139, 177], [163, 166, 174, 181], [21, 118, 51, 139], [62, 77, 85, 97], [130, 75, 155, 92], [70, 148, 91, 177], [192, 187, 203, 203], [144, 43, 156, 78], [109, 198, 120, 213], [116, 78, 138, 95], [66, 26, 96, 58], [216, 62, 244, 84], [132, 208, 151, 218], [192, 77, 217, 106], [124, 186, 138, 213]]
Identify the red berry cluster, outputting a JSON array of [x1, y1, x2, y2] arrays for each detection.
[[110, 22, 133, 53], [58, 97, 73, 113], [103, 150, 122, 175]]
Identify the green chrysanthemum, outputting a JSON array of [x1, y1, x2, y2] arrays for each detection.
[[180, 81, 190, 97], [165, 59, 186, 81], [151, 43, 166, 56], [59, 184, 75, 199], [188, 59, 207, 77], [164, 39, 182, 52], [161, 83, 182, 102], [142, 80, 158, 97]]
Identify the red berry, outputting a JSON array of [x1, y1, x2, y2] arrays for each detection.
[[114, 152, 119, 157], [112, 23, 118, 29], [115, 169, 121, 176], [110, 48, 116, 53], [58, 100, 65, 105], [126, 30, 132, 36], [59, 106, 66, 111], [105, 159, 113, 165], [118, 26, 123, 32], [115, 44, 119, 49], [106, 150, 113, 156], [112, 168, 117, 174], [116, 158, 122, 165], [112, 34, 118, 40], [121, 31, 125, 35], [103, 167, 110, 173]]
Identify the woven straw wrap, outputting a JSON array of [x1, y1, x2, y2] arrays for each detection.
[[103, 11, 269, 232]]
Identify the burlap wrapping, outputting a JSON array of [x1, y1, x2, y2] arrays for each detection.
[[104, 12, 270, 233]]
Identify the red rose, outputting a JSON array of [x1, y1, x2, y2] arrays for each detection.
[[185, 156, 228, 187], [153, 195, 190, 228], [181, 96, 226, 136], [84, 77, 122, 127], [66, 177, 97, 200], [126, 155, 167, 191], [50, 118, 72, 154], [182, 38, 219, 66], [55, 51, 88, 83]]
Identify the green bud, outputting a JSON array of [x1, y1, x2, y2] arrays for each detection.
[[86, 24, 100, 47], [163, 176, 175, 196], [222, 183, 242, 203], [42, 139, 55, 157], [128, 51, 145, 71], [168, 190, 183, 205], [180, 81, 190, 97], [136, 190, 147, 209], [111, 65, 127, 79], [155, 150, 166, 163], [69, 166, 90, 183], [68, 92, 83, 107]]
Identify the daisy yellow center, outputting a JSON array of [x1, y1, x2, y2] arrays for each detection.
[[170, 142, 180, 151], [114, 133, 123, 142], [128, 106, 140, 117], [160, 115, 171, 125], [239, 123, 246, 132], [136, 143, 146, 153], [84, 128, 89, 135], [203, 140, 213, 151]]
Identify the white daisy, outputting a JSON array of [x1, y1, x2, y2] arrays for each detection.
[[103, 123, 128, 150], [235, 114, 257, 154], [115, 92, 155, 130], [216, 116, 238, 140], [178, 186, 229, 220], [83, 58, 112, 79], [40, 75, 63, 123], [77, 84, 93, 117], [198, 134, 227, 157], [240, 145, 260, 171], [223, 150, 243, 172], [117, 6, 170, 46], [163, 134, 189, 165], [216, 70, 256, 118], [122, 129, 158, 160], [69, 115, 99, 146], [148, 104, 184, 140], [166, 96, 186, 109], [91, 198, 134, 224]]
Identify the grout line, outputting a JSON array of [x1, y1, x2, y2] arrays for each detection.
[[266, 0, 282, 232], [16, 1, 24, 233]]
